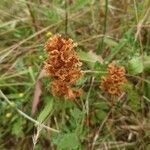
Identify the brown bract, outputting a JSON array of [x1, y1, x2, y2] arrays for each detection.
[[44, 34, 82, 99], [100, 63, 127, 96]]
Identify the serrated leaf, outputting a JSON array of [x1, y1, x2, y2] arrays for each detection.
[[37, 98, 53, 123], [128, 57, 144, 75], [57, 133, 80, 150]]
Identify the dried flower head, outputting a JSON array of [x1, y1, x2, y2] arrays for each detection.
[[100, 63, 127, 96], [51, 80, 82, 99], [44, 34, 82, 99]]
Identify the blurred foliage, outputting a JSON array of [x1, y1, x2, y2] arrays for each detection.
[[0, 0, 150, 149]]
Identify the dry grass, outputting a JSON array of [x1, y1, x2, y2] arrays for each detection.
[[0, 0, 150, 149]]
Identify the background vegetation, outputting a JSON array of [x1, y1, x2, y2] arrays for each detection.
[[0, 0, 150, 149]]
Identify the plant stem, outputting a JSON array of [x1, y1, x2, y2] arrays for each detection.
[[97, 0, 108, 54], [26, 0, 40, 40], [0, 90, 59, 133], [65, 0, 68, 37]]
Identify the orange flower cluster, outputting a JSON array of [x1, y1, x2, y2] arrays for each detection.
[[100, 64, 127, 96], [44, 34, 82, 99]]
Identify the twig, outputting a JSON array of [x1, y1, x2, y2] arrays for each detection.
[[0, 89, 59, 133]]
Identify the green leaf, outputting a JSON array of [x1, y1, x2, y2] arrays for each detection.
[[71, 108, 84, 120], [106, 39, 128, 62], [77, 50, 103, 68], [28, 66, 35, 82], [128, 57, 144, 75], [37, 98, 53, 123], [104, 37, 118, 47], [76, 76, 87, 86], [144, 77, 150, 99], [124, 83, 140, 111], [11, 118, 24, 137], [95, 110, 107, 121], [93, 61, 107, 78], [57, 133, 80, 150], [144, 56, 150, 72], [77, 50, 99, 63], [93, 101, 108, 110]]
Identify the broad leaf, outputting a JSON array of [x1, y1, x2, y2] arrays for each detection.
[[128, 57, 143, 75], [57, 133, 80, 150]]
